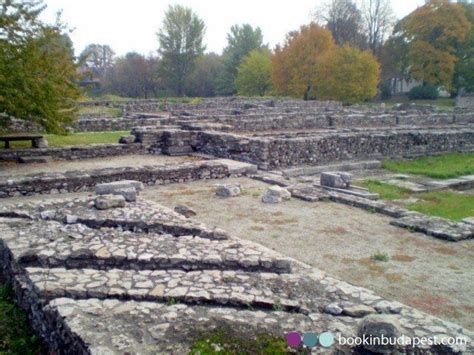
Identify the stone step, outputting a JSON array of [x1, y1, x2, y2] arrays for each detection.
[[0, 198, 230, 240], [27, 267, 305, 313], [390, 213, 474, 242], [18, 156, 53, 164], [42, 298, 319, 354], [3, 220, 290, 273]]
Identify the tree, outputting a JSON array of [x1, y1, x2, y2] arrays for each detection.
[[157, 5, 205, 96], [454, 1, 474, 93], [235, 49, 273, 96], [103, 53, 159, 98], [271, 23, 335, 98], [186, 53, 225, 97], [0, 0, 80, 133], [314, 45, 380, 103], [79, 44, 115, 78], [220, 24, 265, 95], [360, 0, 394, 57], [314, 0, 367, 49], [398, 0, 471, 90]]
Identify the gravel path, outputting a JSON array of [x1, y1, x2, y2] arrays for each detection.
[[142, 177, 474, 330], [0, 155, 199, 177]]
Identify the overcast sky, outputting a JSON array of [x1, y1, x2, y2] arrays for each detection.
[[40, 0, 425, 56]]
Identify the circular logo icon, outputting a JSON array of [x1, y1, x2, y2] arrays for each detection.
[[286, 332, 302, 347], [303, 332, 318, 347], [319, 331, 334, 347]]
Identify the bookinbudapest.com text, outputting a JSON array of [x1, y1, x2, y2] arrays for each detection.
[[338, 334, 467, 348]]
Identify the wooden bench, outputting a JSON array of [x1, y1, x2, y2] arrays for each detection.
[[0, 135, 47, 149]]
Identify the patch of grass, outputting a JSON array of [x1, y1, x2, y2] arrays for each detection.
[[361, 180, 474, 221], [0, 283, 46, 354], [370, 252, 390, 262], [1, 131, 129, 149], [358, 180, 410, 200], [382, 153, 474, 179], [409, 191, 474, 221], [189, 327, 297, 355], [77, 105, 122, 117]]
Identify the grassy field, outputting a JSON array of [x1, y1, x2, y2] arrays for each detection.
[[361, 180, 474, 221], [0, 131, 129, 149], [382, 153, 474, 179], [0, 282, 46, 354]]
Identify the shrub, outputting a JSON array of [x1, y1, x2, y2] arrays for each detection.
[[380, 81, 392, 100], [370, 252, 390, 262], [408, 84, 439, 100]]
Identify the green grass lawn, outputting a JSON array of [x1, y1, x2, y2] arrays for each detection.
[[360, 180, 474, 221], [382, 153, 474, 179], [0, 282, 46, 354], [0, 131, 129, 149]]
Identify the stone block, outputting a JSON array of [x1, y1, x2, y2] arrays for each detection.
[[95, 180, 144, 195], [174, 205, 197, 218], [95, 195, 126, 210], [216, 184, 241, 197], [261, 185, 291, 204], [113, 187, 137, 202], [119, 135, 135, 144], [18, 156, 52, 164], [358, 315, 402, 353], [320, 172, 352, 189]]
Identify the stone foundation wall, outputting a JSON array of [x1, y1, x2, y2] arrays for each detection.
[[0, 161, 229, 198], [0, 143, 147, 162], [182, 128, 474, 169], [72, 117, 165, 132]]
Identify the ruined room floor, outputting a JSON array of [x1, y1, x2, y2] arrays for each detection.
[[140, 177, 474, 330], [0, 154, 200, 177]]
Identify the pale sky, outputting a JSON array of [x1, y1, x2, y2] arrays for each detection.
[[40, 0, 425, 57]]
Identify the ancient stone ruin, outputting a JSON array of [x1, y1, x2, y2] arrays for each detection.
[[0, 97, 473, 353]]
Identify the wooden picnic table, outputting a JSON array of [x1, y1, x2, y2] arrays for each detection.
[[0, 135, 46, 149]]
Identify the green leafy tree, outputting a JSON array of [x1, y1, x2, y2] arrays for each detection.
[[102, 53, 159, 98], [0, 0, 80, 133], [454, 1, 474, 93], [219, 24, 265, 95], [235, 49, 273, 96], [186, 53, 225, 97], [79, 44, 115, 78], [157, 5, 205, 96], [397, 0, 471, 90]]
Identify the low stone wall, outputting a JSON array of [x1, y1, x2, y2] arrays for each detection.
[[190, 128, 474, 169], [0, 143, 147, 162], [72, 117, 165, 132], [0, 161, 229, 198], [456, 94, 474, 110]]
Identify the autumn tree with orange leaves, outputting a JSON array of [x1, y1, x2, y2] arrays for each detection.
[[397, 0, 471, 90], [272, 24, 335, 99], [271, 23, 380, 103]]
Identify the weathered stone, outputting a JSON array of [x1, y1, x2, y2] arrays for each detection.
[[119, 135, 135, 144], [216, 184, 241, 197], [320, 172, 352, 189], [94, 195, 126, 210], [261, 185, 291, 204], [113, 188, 137, 202], [343, 304, 376, 317], [358, 315, 402, 353], [18, 156, 52, 164], [65, 214, 78, 224], [174, 205, 197, 218], [96, 180, 144, 195]]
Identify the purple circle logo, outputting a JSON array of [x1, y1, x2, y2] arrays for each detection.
[[286, 331, 302, 347]]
